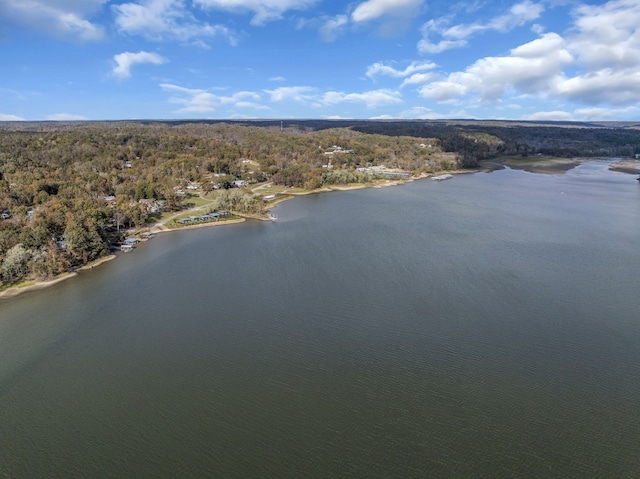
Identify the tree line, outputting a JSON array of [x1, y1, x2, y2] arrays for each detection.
[[2, 119, 638, 288]]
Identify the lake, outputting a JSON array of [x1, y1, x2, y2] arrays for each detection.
[[1, 161, 640, 478]]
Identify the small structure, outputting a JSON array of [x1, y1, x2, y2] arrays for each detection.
[[432, 174, 453, 181]]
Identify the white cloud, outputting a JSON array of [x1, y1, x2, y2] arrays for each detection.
[[263, 86, 317, 102], [319, 14, 348, 42], [193, 0, 319, 25], [0, 113, 25, 121], [46, 113, 88, 121], [417, 19, 467, 54], [444, 1, 544, 40], [0, 0, 105, 40], [418, 1, 544, 54], [351, 0, 423, 23], [553, 0, 640, 105], [113, 0, 237, 44], [162, 84, 223, 113], [161, 83, 268, 113], [400, 72, 437, 88], [113, 51, 167, 78], [415, 0, 640, 112], [320, 89, 402, 109], [366, 61, 436, 79], [268, 76, 286, 82], [570, 0, 640, 70], [419, 33, 574, 102], [397, 106, 438, 119], [556, 70, 640, 105], [262, 85, 402, 109]]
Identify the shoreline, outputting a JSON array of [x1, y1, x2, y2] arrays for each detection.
[[0, 255, 117, 300], [0, 167, 501, 300]]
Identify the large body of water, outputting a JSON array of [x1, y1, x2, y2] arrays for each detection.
[[1, 161, 640, 478]]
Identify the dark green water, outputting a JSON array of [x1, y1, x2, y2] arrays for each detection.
[[2, 162, 640, 478]]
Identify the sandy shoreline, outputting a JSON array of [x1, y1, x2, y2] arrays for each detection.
[[0, 272, 78, 300], [0, 255, 119, 300]]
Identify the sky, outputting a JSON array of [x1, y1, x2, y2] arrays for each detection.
[[0, 0, 639, 121]]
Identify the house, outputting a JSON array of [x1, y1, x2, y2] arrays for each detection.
[[121, 244, 135, 252], [138, 199, 163, 213], [232, 180, 248, 188]]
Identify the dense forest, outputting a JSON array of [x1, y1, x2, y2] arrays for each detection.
[[2, 119, 640, 288]]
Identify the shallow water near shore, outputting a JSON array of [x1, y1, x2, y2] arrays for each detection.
[[1, 161, 640, 478]]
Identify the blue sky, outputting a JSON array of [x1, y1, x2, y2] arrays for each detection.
[[1, 0, 639, 121]]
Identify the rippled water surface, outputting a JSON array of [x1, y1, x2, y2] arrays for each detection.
[[1, 162, 640, 478]]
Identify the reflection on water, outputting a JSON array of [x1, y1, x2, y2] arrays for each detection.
[[1, 162, 640, 478]]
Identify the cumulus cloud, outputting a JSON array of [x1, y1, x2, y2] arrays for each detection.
[[570, 0, 640, 70], [113, 51, 167, 78], [415, 0, 640, 113], [0, 0, 105, 40], [401, 73, 437, 88], [320, 89, 402, 109], [418, 1, 544, 54], [161, 83, 268, 113], [193, 0, 319, 25], [554, 0, 640, 105], [263, 86, 317, 102], [556, 70, 640, 105], [113, 0, 237, 44], [419, 33, 574, 102], [351, 0, 423, 23], [262, 85, 402, 110]]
